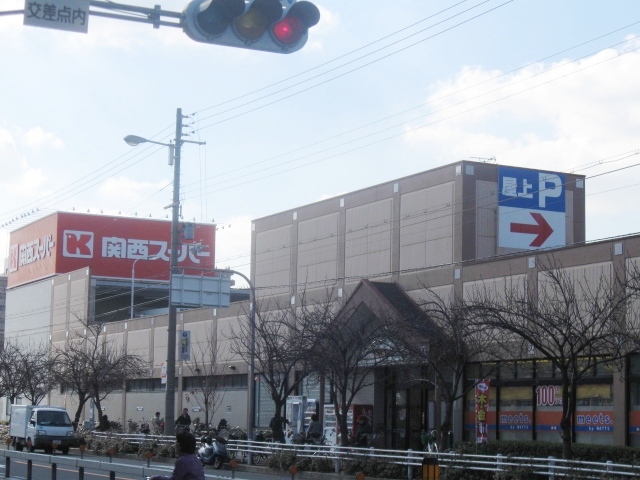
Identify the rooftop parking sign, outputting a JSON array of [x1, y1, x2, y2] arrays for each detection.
[[498, 166, 566, 250]]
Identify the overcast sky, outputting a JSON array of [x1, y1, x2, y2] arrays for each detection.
[[2, 0, 640, 284]]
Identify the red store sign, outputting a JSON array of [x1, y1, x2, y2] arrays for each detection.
[[8, 212, 215, 288]]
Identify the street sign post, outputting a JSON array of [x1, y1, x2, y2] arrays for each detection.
[[498, 166, 566, 250]]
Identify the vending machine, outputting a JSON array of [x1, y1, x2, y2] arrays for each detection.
[[322, 404, 342, 445], [322, 404, 372, 445], [285, 396, 319, 440], [286, 396, 306, 438], [303, 398, 319, 432]]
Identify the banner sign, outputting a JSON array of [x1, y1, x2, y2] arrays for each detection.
[[475, 379, 491, 443], [179, 331, 191, 361]]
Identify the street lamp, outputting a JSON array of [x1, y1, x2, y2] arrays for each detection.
[[213, 268, 256, 443], [124, 135, 171, 147], [124, 108, 204, 436], [131, 256, 158, 319]]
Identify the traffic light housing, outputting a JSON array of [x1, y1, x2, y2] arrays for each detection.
[[182, 0, 320, 53]]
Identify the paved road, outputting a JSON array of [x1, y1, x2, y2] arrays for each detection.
[[0, 452, 289, 480]]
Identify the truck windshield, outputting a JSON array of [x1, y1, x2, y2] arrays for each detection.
[[37, 412, 72, 426]]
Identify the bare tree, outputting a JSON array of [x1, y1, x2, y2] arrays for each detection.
[[52, 317, 147, 429], [401, 289, 497, 450], [0, 342, 30, 404], [228, 295, 316, 442], [185, 326, 224, 429], [20, 342, 57, 405], [5, 342, 57, 406], [467, 257, 640, 459], [305, 284, 405, 447]]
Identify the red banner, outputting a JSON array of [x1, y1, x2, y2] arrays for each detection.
[[8, 212, 216, 288], [475, 379, 491, 443]]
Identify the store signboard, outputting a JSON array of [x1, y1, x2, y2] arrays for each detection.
[[498, 166, 566, 250], [7, 212, 216, 288]]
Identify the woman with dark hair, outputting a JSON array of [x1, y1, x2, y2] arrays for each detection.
[[149, 431, 204, 480]]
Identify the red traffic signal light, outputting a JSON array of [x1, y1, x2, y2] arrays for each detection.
[[182, 0, 320, 53]]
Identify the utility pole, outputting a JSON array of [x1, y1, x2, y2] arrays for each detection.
[[124, 108, 204, 436], [164, 107, 183, 436]]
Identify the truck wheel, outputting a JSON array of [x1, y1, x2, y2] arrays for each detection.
[[60, 446, 70, 455], [213, 457, 224, 469]]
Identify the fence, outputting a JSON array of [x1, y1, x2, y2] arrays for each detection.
[[84, 433, 640, 479], [225, 438, 640, 479], [0, 447, 177, 480]]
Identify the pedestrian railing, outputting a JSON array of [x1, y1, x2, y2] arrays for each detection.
[[0, 447, 175, 480], [225, 438, 640, 479], [78, 433, 640, 479]]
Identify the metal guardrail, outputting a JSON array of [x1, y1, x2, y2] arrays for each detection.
[[225, 439, 640, 479], [86, 433, 640, 479], [0, 447, 177, 479]]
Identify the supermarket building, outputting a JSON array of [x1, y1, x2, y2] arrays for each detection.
[[5, 160, 640, 449]]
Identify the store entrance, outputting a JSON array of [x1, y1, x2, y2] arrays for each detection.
[[385, 382, 435, 450]]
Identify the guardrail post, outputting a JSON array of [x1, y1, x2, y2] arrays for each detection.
[[27, 459, 32, 480], [230, 458, 238, 479], [548, 456, 555, 480], [606, 460, 613, 473], [109, 471, 115, 480], [79, 466, 84, 480], [497, 454, 504, 474], [407, 449, 414, 480], [51, 462, 57, 480], [5, 456, 9, 478], [289, 465, 298, 479], [333, 446, 341, 473]]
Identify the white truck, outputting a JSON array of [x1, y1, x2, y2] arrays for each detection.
[[10, 405, 79, 454]]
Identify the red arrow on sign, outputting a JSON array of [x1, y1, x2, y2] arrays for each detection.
[[510, 212, 553, 247]]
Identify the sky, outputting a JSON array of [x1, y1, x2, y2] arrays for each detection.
[[2, 0, 640, 286]]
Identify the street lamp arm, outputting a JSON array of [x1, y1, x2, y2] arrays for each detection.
[[124, 135, 172, 147]]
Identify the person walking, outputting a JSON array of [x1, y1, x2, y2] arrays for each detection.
[[97, 414, 110, 432], [354, 415, 372, 447], [149, 431, 204, 480], [153, 412, 165, 434], [269, 415, 290, 443]]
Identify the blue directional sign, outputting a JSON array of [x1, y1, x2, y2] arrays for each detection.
[[498, 166, 566, 250]]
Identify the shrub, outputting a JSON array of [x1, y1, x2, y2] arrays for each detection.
[[266, 450, 297, 471], [440, 467, 493, 480], [341, 456, 406, 479], [494, 465, 538, 480], [454, 440, 640, 465], [85, 433, 129, 456]]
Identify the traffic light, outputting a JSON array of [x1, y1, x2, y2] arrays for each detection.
[[182, 0, 320, 53]]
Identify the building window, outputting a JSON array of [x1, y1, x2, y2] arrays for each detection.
[[182, 374, 247, 391], [126, 378, 163, 392]]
